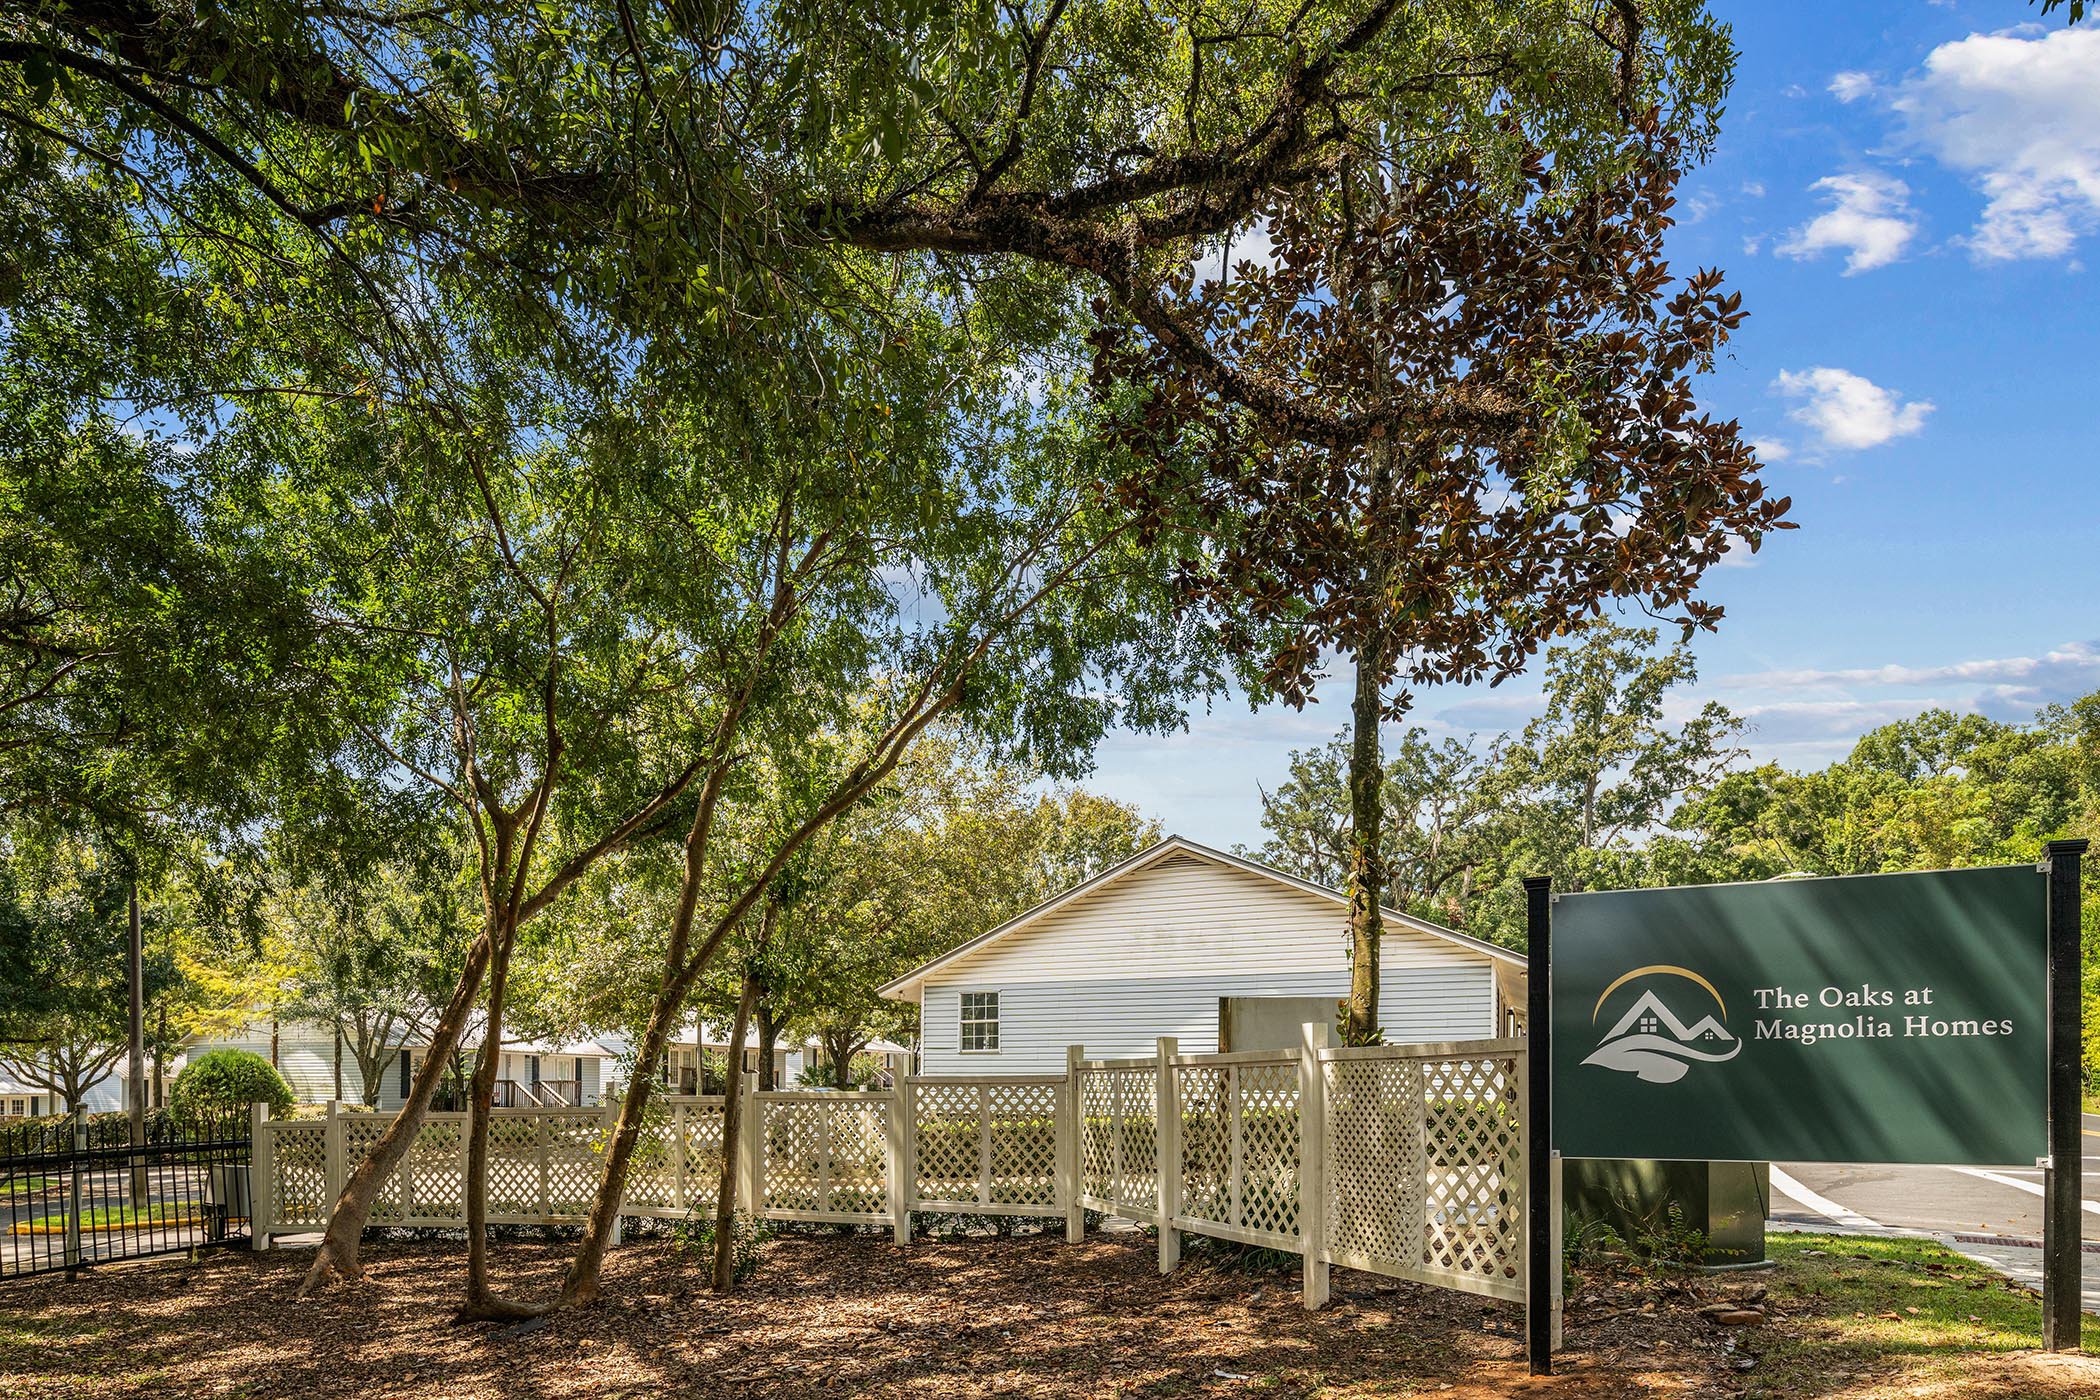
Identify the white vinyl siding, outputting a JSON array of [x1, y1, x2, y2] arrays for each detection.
[[190, 1023, 348, 1104], [916, 852, 1500, 1075]]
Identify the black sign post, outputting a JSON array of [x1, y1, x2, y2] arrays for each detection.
[[2043, 838, 2086, 1353], [1524, 874, 1554, 1375]]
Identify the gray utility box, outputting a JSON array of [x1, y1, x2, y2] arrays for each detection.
[[1564, 1158, 1769, 1269]]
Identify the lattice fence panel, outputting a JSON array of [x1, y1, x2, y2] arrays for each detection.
[[1420, 1053, 1523, 1293], [679, 1103, 725, 1212], [1109, 1069, 1158, 1216], [268, 1123, 328, 1228], [1078, 1071, 1117, 1204], [761, 1100, 824, 1214], [543, 1112, 606, 1216], [1324, 1057, 1426, 1273], [484, 1114, 544, 1217], [1176, 1066, 1230, 1225], [405, 1117, 466, 1219], [984, 1082, 1058, 1208], [912, 1082, 983, 1206], [341, 1115, 402, 1223], [622, 1111, 675, 1210], [1237, 1062, 1301, 1242], [824, 1100, 890, 1217]]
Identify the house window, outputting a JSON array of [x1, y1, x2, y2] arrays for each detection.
[[960, 992, 999, 1052]]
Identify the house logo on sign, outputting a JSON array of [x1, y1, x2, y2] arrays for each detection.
[[1581, 965, 1742, 1085]]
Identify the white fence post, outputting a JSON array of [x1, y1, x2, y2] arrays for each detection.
[[671, 1101, 687, 1213], [601, 1093, 623, 1245], [535, 1113, 552, 1217], [738, 1079, 763, 1215], [1299, 1020, 1330, 1310], [1063, 1045, 1084, 1244], [248, 1102, 272, 1251], [323, 1100, 345, 1219], [887, 1078, 911, 1246], [1550, 1150, 1565, 1351], [1156, 1036, 1180, 1274]]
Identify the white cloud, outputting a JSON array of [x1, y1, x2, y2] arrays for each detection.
[[1748, 439, 1792, 463], [1776, 171, 1918, 273], [1773, 367, 1933, 451], [1829, 71, 1876, 103], [1891, 27, 2100, 261], [1732, 641, 2100, 692], [1193, 219, 1276, 287], [1741, 180, 1767, 199]]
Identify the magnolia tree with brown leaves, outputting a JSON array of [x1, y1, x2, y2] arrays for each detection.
[[1098, 125, 1794, 1044]]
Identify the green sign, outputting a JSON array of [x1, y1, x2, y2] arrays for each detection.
[[1552, 867, 2046, 1165]]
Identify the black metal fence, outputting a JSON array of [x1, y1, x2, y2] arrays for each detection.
[[0, 1115, 251, 1280]]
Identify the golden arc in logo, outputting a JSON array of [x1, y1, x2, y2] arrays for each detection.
[[1591, 965, 1727, 1023]]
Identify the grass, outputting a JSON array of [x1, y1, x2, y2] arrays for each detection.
[[12, 1204, 200, 1235], [1748, 1233, 2100, 1396], [0, 1176, 52, 1197]]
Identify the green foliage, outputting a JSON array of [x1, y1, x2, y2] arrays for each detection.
[[672, 1211, 769, 1283], [169, 1049, 293, 1123]]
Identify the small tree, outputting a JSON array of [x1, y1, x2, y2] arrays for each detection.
[[1103, 129, 1791, 1039], [170, 1049, 294, 1123]]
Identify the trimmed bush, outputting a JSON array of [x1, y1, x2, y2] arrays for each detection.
[[170, 1049, 294, 1123]]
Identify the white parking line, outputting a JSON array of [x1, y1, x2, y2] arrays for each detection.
[[1770, 1166, 1890, 1232], [1946, 1166, 2100, 1216]]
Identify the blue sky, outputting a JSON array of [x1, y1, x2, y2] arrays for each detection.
[[1085, 3, 2100, 850]]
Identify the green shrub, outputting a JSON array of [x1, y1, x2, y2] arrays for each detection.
[[170, 1049, 294, 1123], [673, 1210, 769, 1283]]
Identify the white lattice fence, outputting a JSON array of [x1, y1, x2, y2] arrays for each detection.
[[907, 1077, 1062, 1215], [1077, 1061, 1159, 1223], [255, 1102, 646, 1239], [1171, 1054, 1301, 1251], [756, 1093, 892, 1224], [1320, 1041, 1526, 1303]]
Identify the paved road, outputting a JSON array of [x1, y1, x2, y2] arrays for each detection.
[[1769, 1112, 2100, 1311]]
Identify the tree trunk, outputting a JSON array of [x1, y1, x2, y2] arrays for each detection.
[[333, 1026, 344, 1103], [712, 968, 757, 1292], [1343, 640, 1389, 1046], [458, 913, 536, 1321], [559, 984, 679, 1306], [756, 1009, 779, 1092], [297, 925, 493, 1296]]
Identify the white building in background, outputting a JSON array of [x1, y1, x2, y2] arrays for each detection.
[[189, 1017, 616, 1109], [881, 836, 1528, 1077]]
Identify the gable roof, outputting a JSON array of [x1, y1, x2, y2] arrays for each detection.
[[879, 834, 1524, 1001]]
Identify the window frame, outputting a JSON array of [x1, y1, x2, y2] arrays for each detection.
[[958, 990, 1000, 1053]]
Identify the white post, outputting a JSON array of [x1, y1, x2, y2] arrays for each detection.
[[535, 1113, 552, 1218], [323, 1100, 345, 1219], [1550, 1150, 1565, 1352], [1156, 1036, 1180, 1274], [602, 1092, 623, 1245], [249, 1102, 271, 1251], [1063, 1045, 1084, 1244], [671, 1102, 688, 1212], [887, 1077, 911, 1245], [1298, 1021, 1330, 1310], [738, 1078, 763, 1216]]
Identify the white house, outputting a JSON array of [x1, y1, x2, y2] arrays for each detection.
[[191, 1017, 615, 1109], [880, 836, 1527, 1076]]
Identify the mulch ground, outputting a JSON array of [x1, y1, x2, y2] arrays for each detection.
[[0, 1228, 2087, 1399]]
